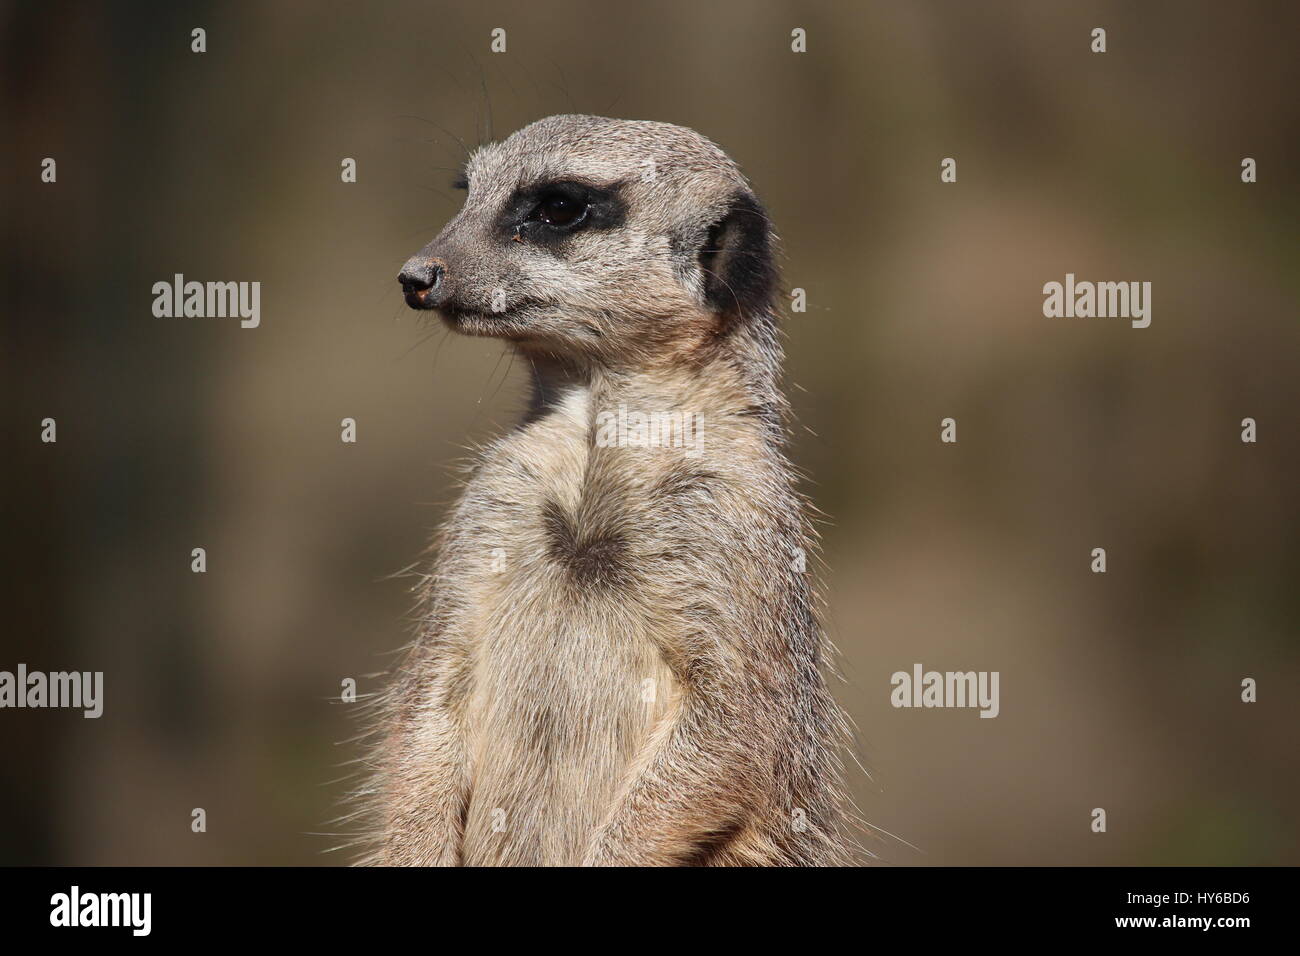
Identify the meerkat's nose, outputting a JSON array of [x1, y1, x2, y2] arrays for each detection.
[[398, 257, 445, 309]]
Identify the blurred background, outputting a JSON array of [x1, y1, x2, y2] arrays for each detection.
[[2, 0, 1297, 865]]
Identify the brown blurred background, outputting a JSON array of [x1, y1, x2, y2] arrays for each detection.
[[2, 0, 1297, 865]]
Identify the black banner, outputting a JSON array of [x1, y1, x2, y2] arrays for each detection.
[[1, 866, 1283, 942]]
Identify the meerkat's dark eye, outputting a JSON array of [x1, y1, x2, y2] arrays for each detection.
[[503, 181, 622, 245], [530, 193, 588, 228]]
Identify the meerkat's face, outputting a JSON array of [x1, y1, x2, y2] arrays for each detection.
[[398, 115, 775, 363]]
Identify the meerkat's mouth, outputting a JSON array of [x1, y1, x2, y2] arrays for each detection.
[[438, 306, 532, 339], [440, 306, 502, 325]]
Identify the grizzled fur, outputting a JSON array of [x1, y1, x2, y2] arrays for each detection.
[[356, 115, 854, 866]]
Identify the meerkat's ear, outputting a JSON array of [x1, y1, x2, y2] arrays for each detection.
[[700, 191, 776, 321]]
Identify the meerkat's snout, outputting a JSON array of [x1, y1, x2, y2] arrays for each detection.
[[397, 256, 445, 309]]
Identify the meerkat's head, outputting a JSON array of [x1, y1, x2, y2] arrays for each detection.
[[398, 115, 776, 365]]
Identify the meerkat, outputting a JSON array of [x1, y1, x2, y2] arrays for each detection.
[[364, 114, 854, 866]]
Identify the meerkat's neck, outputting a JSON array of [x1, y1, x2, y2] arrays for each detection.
[[517, 317, 787, 443]]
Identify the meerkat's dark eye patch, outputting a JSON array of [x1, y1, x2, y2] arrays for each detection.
[[700, 191, 776, 321], [498, 179, 627, 248]]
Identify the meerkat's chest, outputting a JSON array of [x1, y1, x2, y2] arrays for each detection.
[[452, 388, 679, 863]]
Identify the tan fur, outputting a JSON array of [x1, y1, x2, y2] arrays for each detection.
[[358, 116, 855, 866]]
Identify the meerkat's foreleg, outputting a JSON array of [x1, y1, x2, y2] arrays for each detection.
[[582, 675, 772, 866], [381, 667, 468, 866]]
